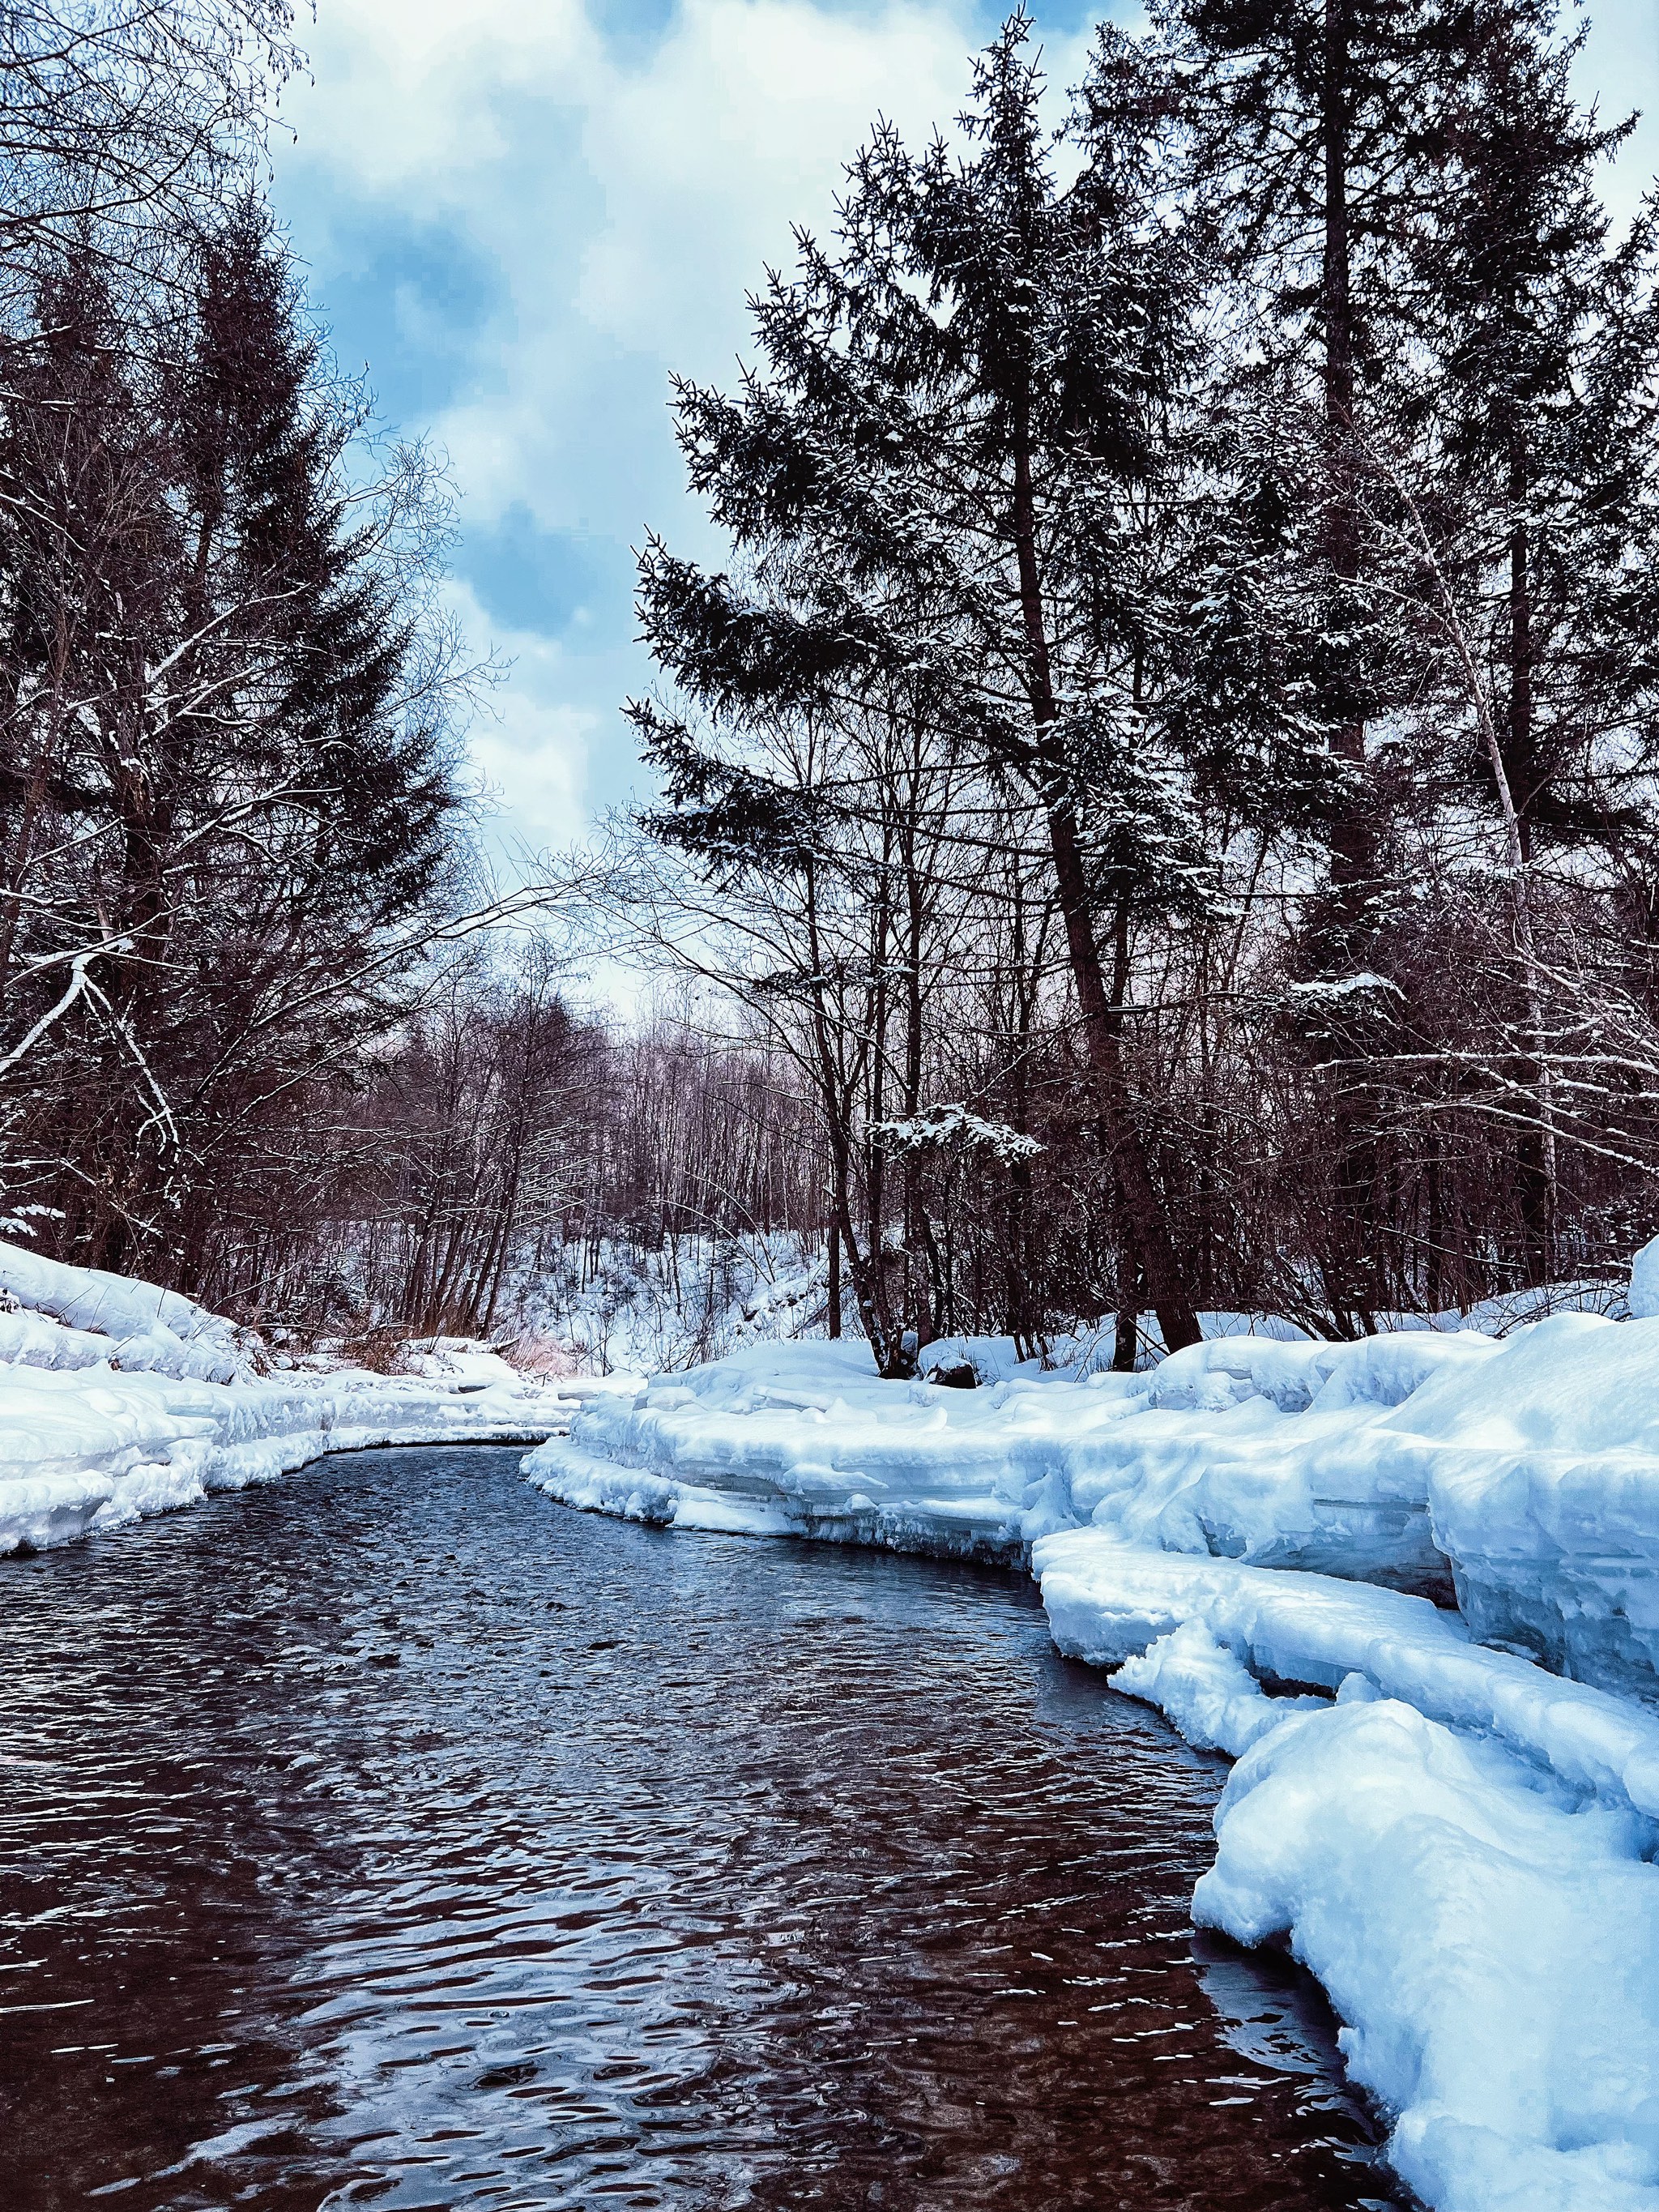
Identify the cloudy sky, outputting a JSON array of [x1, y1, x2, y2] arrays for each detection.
[[269, 0, 1659, 871]]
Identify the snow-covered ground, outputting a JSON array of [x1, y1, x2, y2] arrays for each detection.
[[524, 1270, 1659, 2212], [514, 1230, 838, 1374], [0, 1241, 569, 1555]]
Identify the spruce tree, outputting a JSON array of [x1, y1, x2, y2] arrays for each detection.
[[0, 211, 461, 1281], [634, 16, 1334, 1360], [1164, 0, 1452, 873], [1153, 0, 1463, 1328], [1399, 0, 1634, 1278]]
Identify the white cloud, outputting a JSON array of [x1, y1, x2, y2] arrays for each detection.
[[574, 0, 988, 362], [281, 0, 1026, 516], [275, 0, 1659, 867], [277, 0, 1043, 853], [438, 579, 604, 860]]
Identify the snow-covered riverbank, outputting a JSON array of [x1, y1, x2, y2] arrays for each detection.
[[0, 1241, 566, 1554], [525, 1298, 1659, 2212], [15, 1228, 1659, 2210]]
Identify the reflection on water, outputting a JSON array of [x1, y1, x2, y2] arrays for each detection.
[[0, 1445, 1407, 2210]]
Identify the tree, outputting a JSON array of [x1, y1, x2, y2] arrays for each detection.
[[1360, 0, 1659, 1285], [0, 208, 471, 1284], [0, 2, 298, 313], [633, 16, 1341, 1358]]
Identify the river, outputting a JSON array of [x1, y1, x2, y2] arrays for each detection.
[[0, 1442, 1407, 2210]]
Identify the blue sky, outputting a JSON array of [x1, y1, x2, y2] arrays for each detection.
[[270, 0, 1659, 874]]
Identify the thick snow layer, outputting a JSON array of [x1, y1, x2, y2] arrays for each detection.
[[0, 1243, 565, 1556], [1630, 1235, 1659, 1321], [1034, 1535, 1659, 1821], [1384, 1312, 1659, 1694], [532, 1311, 1659, 1691], [0, 1242, 255, 1381], [526, 1329, 1509, 1589], [1200, 1695, 1659, 2212]]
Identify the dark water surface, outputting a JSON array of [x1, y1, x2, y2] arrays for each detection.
[[0, 1445, 1406, 2211]]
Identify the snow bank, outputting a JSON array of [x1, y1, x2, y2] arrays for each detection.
[[1034, 1536, 1659, 2210], [1386, 1312, 1659, 1695], [526, 1327, 1509, 1589], [523, 1340, 1033, 1559], [1034, 1535, 1659, 1821], [1199, 1695, 1659, 2212], [531, 1308, 1659, 1692], [0, 1241, 565, 1556], [0, 1244, 255, 1381]]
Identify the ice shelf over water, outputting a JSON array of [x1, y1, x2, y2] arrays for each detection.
[[523, 1263, 1659, 2212], [527, 1309, 1659, 1690]]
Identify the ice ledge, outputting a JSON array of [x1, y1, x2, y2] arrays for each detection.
[[522, 1433, 1027, 1564], [1034, 1532, 1659, 1821], [0, 1370, 563, 1557]]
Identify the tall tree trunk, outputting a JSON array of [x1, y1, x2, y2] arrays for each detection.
[[1009, 441, 1201, 1353], [1318, 0, 1382, 1335], [1505, 428, 1550, 1282], [1322, 0, 1366, 843]]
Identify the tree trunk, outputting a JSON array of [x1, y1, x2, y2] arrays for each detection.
[[1009, 441, 1201, 1353], [1322, 0, 1367, 847], [1505, 429, 1550, 1282]]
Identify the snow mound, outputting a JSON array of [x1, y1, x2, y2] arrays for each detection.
[[1036, 1538, 1659, 2210], [0, 1241, 255, 1381], [1199, 1695, 1659, 2212]]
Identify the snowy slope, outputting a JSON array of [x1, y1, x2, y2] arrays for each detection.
[[0, 1244, 568, 1554]]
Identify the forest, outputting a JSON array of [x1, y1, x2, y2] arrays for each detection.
[[3, 0, 1659, 1375]]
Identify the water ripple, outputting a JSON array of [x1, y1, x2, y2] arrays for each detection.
[[0, 1445, 1408, 2210]]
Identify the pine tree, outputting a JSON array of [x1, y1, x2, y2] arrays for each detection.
[[1398, 0, 1628, 1278], [1415, 0, 1634, 850], [0, 211, 463, 1282], [1151, 0, 1462, 1328], [1165, 0, 1452, 868], [634, 15, 1336, 1360]]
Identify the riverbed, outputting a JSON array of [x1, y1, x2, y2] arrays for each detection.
[[0, 1443, 1406, 2210]]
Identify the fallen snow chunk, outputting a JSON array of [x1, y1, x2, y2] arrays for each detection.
[[1112, 1620, 1325, 1755]]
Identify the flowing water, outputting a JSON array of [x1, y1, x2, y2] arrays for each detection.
[[0, 1444, 1408, 2211]]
